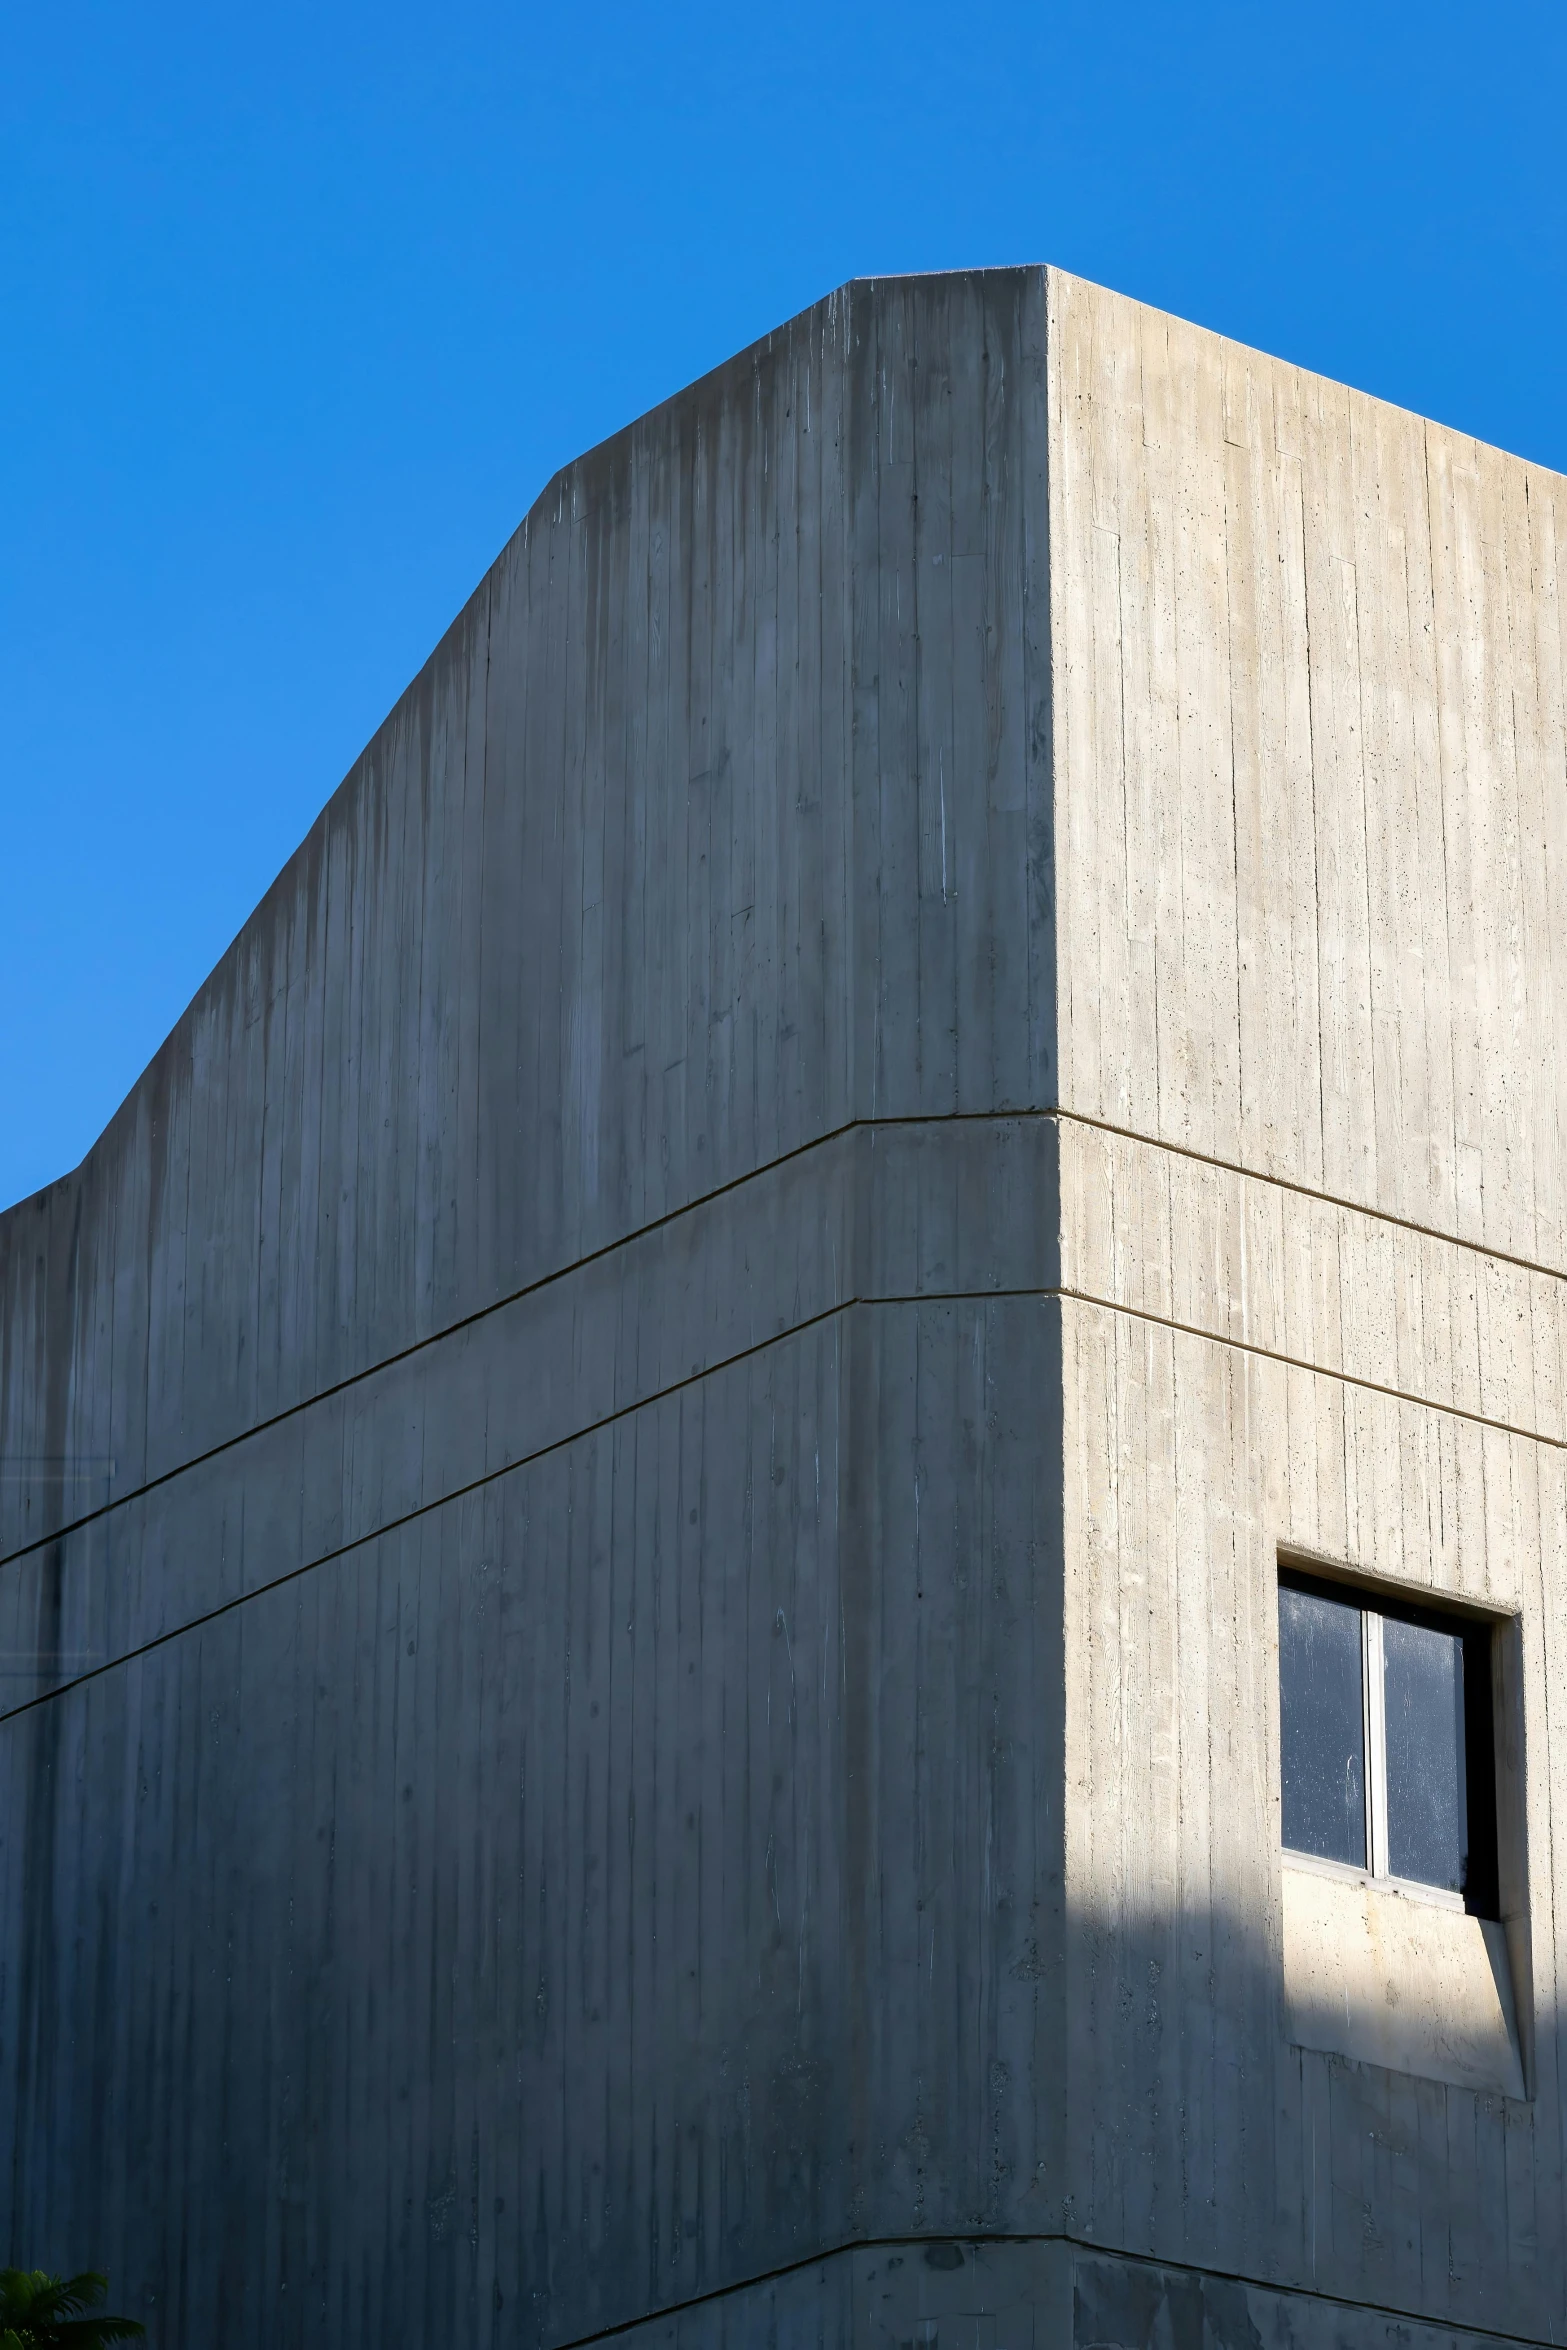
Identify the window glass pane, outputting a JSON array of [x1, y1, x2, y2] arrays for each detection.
[[1382, 1613, 1467, 1894], [1279, 1581, 1366, 1867]]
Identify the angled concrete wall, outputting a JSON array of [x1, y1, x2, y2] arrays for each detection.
[[0, 272, 1061, 2346], [3, 266, 1566, 2350]]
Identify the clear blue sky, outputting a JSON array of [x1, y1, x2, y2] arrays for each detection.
[[2, 0, 1563, 1210]]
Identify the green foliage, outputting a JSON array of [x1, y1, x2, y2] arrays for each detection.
[[0, 2270, 144, 2349]]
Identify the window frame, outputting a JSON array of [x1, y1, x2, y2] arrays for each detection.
[[1277, 1561, 1500, 1920]]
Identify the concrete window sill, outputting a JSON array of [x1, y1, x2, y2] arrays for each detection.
[[1281, 1859, 1526, 2098]]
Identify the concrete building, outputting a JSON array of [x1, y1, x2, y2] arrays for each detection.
[[2, 267, 1564, 2349]]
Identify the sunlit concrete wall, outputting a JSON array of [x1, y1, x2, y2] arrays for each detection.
[[1, 267, 1564, 2349], [1050, 273, 1567, 2338]]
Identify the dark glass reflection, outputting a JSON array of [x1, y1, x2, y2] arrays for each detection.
[[1279, 1579, 1366, 1867], [1383, 1612, 1467, 1893]]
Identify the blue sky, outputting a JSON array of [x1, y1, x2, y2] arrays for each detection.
[[2, 0, 1563, 1209]]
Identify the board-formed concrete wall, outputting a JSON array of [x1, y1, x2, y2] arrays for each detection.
[[1, 267, 1565, 2349], [1048, 274, 1567, 2341]]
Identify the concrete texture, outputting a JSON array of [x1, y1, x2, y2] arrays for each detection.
[[2, 268, 1565, 2348], [1281, 1865, 1525, 2099]]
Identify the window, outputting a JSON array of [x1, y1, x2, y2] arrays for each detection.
[[1278, 1567, 1498, 1916]]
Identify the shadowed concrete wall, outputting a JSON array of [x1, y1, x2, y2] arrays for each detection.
[[0, 270, 1053, 1566], [0, 273, 1062, 2346], [3, 266, 1566, 2349]]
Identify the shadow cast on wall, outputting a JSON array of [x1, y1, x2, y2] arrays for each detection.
[[0, 1614, 1555, 2350]]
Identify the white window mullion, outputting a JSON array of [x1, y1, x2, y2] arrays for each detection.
[[1364, 1606, 1389, 1879]]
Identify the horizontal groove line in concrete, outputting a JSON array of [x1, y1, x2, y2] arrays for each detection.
[[1064, 1109, 1567, 1290], [1060, 1286, 1565, 1450], [5, 1109, 1560, 1579], [1, 1280, 1558, 1726], [538, 2230, 1566, 2350], [0, 1112, 867, 1569]]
